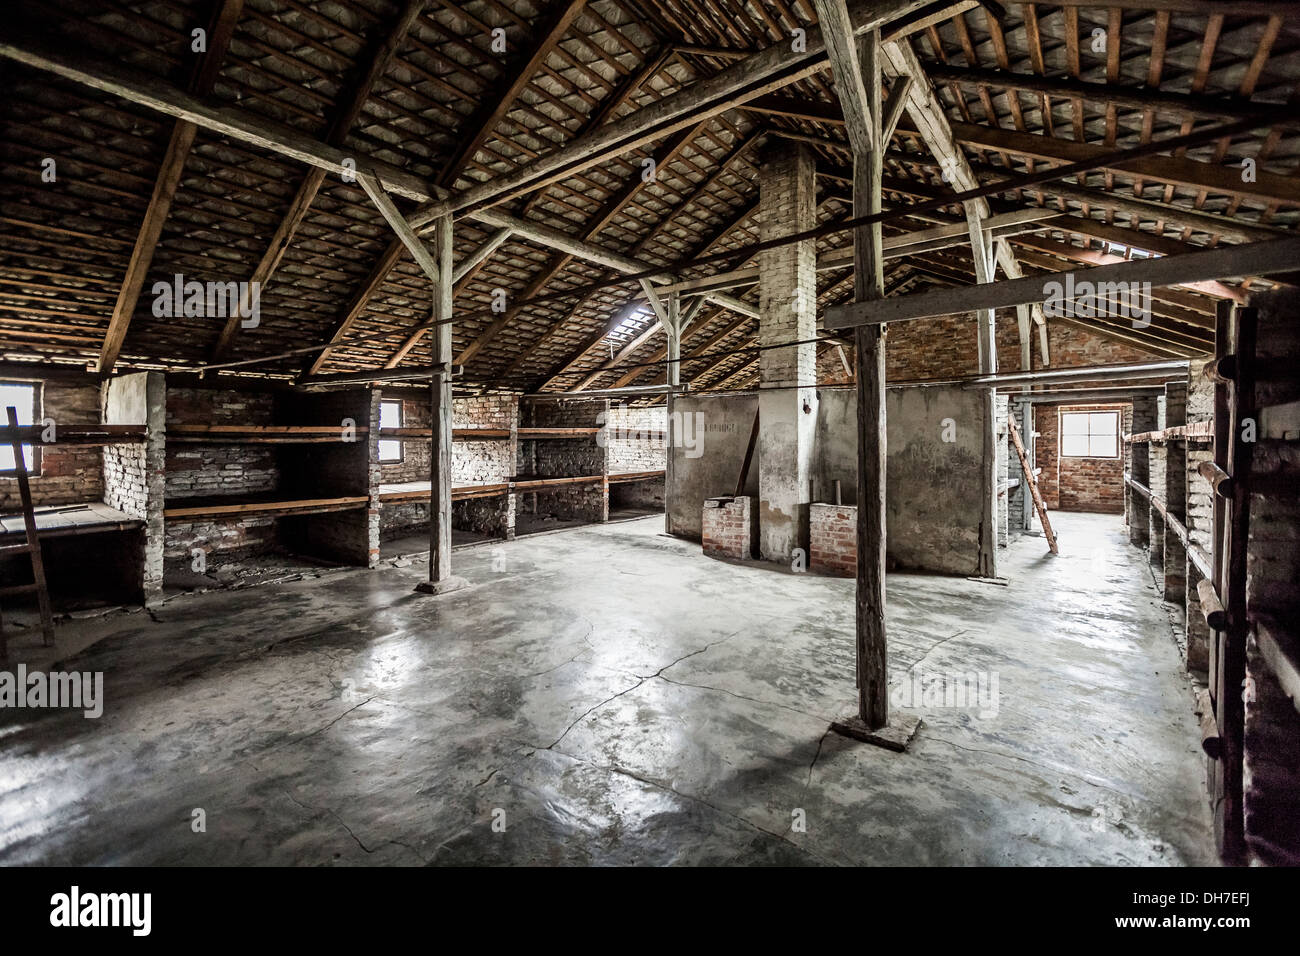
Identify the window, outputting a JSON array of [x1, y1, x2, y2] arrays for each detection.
[[378, 401, 403, 463], [0, 382, 38, 474], [1061, 410, 1119, 459]]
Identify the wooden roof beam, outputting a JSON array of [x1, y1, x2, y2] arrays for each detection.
[[435, 0, 588, 189], [926, 63, 1300, 126], [96, 0, 244, 375], [409, 0, 930, 221], [825, 236, 1300, 329], [210, 0, 429, 361]]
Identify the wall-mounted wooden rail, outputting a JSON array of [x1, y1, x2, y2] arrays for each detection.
[[168, 424, 368, 444], [0, 424, 147, 446], [163, 495, 370, 520], [609, 470, 666, 483], [1126, 421, 1214, 444], [1124, 473, 1213, 580], [379, 427, 605, 441]]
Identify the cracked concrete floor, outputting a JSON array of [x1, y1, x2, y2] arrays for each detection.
[[0, 511, 1214, 866]]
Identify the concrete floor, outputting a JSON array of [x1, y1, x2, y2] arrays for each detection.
[[0, 511, 1214, 865]]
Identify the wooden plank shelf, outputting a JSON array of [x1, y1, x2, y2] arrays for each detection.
[[1126, 420, 1213, 444], [511, 475, 604, 490], [517, 427, 601, 439], [163, 494, 370, 520], [0, 502, 143, 539], [0, 424, 146, 445], [168, 424, 368, 444], [379, 427, 603, 441], [609, 470, 665, 483], [379, 481, 510, 503], [381, 427, 512, 440]]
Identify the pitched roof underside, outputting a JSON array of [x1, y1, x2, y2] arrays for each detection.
[[1, 0, 1296, 396]]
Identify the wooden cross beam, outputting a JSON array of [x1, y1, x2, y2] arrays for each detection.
[[824, 236, 1300, 330]]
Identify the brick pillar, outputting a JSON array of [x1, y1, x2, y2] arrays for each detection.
[[1185, 359, 1214, 672], [756, 142, 817, 563], [1149, 393, 1166, 569], [1128, 396, 1156, 548]]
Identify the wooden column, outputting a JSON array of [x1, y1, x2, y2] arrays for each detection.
[[813, 0, 917, 747], [416, 214, 465, 595], [969, 219, 999, 575], [664, 290, 681, 535], [852, 28, 888, 730]]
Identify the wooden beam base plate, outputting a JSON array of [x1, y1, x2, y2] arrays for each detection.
[[414, 575, 468, 596], [830, 713, 922, 752]]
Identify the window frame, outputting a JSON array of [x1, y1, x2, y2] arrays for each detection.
[[0, 381, 41, 477], [1059, 409, 1120, 461], [378, 400, 404, 464]]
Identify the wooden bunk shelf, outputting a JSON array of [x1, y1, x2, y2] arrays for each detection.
[[0, 502, 143, 540], [1126, 420, 1214, 444], [511, 475, 604, 490], [0, 424, 146, 446], [168, 424, 369, 444], [163, 494, 370, 520], [379, 481, 510, 503], [609, 470, 665, 483], [517, 427, 602, 439], [380, 428, 513, 441]]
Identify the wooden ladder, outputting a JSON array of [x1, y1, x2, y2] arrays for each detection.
[[0, 405, 55, 661], [1008, 416, 1058, 554]]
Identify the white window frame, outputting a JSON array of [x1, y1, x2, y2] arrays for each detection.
[[0, 382, 40, 476], [1060, 409, 1120, 460], [378, 401, 403, 463]]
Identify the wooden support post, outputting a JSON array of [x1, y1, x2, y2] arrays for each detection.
[[1217, 301, 1256, 862], [664, 290, 681, 535], [813, 3, 917, 748], [415, 214, 466, 596]]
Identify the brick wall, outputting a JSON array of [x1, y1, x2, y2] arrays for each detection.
[[1042, 403, 1129, 514], [517, 399, 607, 524], [702, 495, 752, 560], [1035, 403, 1060, 508], [165, 387, 277, 500], [885, 311, 1023, 381], [0, 379, 104, 508], [163, 386, 282, 570], [810, 502, 854, 576], [605, 403, 666, 474], [452, 393, 517, 486]]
